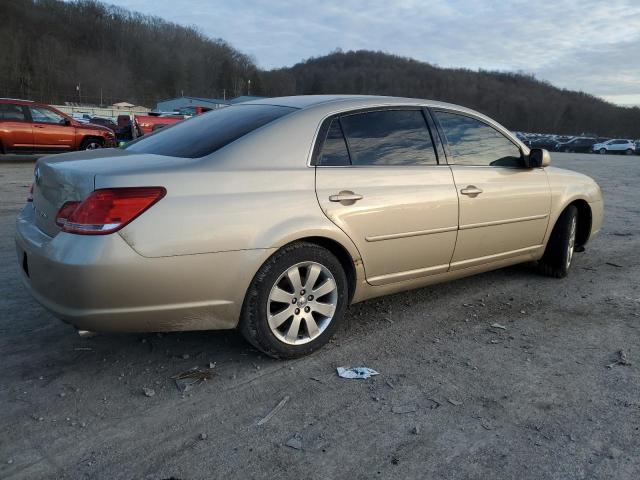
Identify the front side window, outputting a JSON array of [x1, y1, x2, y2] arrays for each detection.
[[435, 111, 522, 167], [339, 110, 437, 166], [126, 104, 295, 158], [30, 107, 66, 124], [0, 103, 27, 121]]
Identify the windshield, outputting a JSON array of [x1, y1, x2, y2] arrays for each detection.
[[126, 104, 296, 158]]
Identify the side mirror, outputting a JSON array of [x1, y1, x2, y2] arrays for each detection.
[[527, 148, 551, 168], [62, 118, 71, 126]]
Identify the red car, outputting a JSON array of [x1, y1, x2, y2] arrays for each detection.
[[0, 99, 116, 154], [134, 113, 185, 135]]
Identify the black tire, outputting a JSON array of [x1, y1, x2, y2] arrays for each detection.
[[625, 148, 633, 155], [80, 137, 104, 150], [538, 205, 578, 278], [563, 147, 571, 153], [239, 242, 348, 359], [599, 148, 606, 154]]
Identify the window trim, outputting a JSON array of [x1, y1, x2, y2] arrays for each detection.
[[430, 107, 526, 168], [311, 106, 443, 167]]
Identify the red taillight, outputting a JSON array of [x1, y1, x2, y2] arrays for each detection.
[[27, 183, 34, 202], [58, 187, 166, 235], [55, 201, 81, 227]]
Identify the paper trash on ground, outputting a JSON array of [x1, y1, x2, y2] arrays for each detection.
[[336, 367, 379, 379]]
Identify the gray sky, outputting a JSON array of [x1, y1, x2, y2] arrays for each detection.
[[107, 0, 640, 106]]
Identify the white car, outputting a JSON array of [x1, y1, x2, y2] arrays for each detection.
[[592, 139, 636, 155]]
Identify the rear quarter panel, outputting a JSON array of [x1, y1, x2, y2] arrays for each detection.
[[105, 110, 362, 263]]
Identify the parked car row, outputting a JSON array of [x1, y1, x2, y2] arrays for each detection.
[[0, 97, 206, 154], [515, 131, 638, 155]]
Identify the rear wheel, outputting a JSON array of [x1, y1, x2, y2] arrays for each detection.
[[625, 148, 633, 155], [80, 138, 103, 150], [538, 205, 578, 278], [239, 242, 348, 359]]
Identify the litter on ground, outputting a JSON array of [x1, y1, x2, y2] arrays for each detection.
[[336, 367, 379, 379]]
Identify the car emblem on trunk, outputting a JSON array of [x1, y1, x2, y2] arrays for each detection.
[[34, 166, 42, 185], [34, 206, 48, 219]]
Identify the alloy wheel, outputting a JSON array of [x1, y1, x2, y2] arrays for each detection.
[[267, 261, 338, 345]]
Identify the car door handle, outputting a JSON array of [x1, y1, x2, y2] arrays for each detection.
[[460, 185, 483, 197], [33, 125, 46, 129], [329, 191, 363, 204]]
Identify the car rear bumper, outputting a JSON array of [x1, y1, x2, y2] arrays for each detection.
[[15, 205, 271, 332]]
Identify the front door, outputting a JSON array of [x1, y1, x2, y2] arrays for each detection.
[[29, 106, 75, 151], [314, 108, 459, 285], [433, 109, 551, 270]]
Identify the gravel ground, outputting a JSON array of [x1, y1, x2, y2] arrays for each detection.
[[0, 153, 638, 480]]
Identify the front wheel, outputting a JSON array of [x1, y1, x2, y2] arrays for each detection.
[[239, 242, 348, 359], [80, 138, 103, 150], [538, 205, 578, 278], [599, 148, 606, 154]]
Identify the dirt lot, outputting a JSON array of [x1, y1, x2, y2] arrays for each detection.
[[0, 153, 638, 480]]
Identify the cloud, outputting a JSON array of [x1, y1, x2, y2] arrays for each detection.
[[106, 0, 640, 105]]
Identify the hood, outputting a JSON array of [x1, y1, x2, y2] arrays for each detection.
[[78, 122, 112, 133]]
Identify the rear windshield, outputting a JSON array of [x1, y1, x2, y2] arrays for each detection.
[[125, 104, 296, 158]]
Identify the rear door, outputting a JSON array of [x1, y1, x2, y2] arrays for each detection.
[[433, 109, 551, 270], [29, 106, 75, 151], [610, 140, 626, 152], [315, 108, 459, 286], [0, 103, 33, 152]]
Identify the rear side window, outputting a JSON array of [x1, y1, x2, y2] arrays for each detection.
[[126, 104, 296, 158], [339, 110, 437, 166], [317, 119, 350, 166], [435, 111, 522, 167], [0, 103, 27, 121]]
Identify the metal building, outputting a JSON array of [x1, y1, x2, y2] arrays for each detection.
[[155, 95, 268, 112], [155, 96, 229, 112]]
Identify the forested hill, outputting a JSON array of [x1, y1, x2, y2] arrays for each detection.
[[0, 0, 261, 106], [261, 50, 640, 137], [1, 1, 638, 137]]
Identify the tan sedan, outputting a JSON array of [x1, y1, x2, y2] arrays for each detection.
[[16, 95, 603, 358]]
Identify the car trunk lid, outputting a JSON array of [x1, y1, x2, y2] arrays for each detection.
[[32, 158, 98, 237]]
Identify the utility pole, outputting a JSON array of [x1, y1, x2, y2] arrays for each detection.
[[77, 83, 81, 104], [247, 79, 251, 96], [223, 89, 226, 100]]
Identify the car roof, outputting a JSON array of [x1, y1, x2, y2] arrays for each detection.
[[0, 98, 35, 105], [243, 94, 474, 112]]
